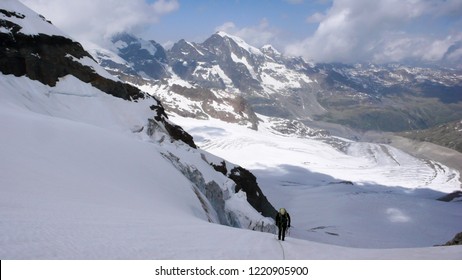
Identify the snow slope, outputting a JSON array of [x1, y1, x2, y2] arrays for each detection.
[[172, 115, 462, 250], [0, 74, 266, 259], [0, 0, 65, 37], [1, 73, 461, 259]]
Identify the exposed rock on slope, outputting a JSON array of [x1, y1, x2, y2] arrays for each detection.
[[211, 161, 277, 218], [0, 27, 142, 101], [0, 0, 277, 228], [442, 232, 462, 246]]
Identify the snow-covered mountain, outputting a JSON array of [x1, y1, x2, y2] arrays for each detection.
[[95, 32, 169, 80], [92, 31, 326, 124], [91, 31, 462, 134], [1, 0, 461, 259]]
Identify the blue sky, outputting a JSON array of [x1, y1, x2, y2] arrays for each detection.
[[142, 0, 329, 46], [22, 0, 462, 66]]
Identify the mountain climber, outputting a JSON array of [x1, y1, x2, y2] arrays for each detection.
[[275, 208, 291, 241]]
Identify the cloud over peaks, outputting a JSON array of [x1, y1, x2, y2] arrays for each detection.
[[215, 19, 280, 49], [286, 0, 462, 66], [22, 0, 179, 46]]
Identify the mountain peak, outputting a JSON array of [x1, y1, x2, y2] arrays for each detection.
[[106, 32, 168, 79], [215, 30, 230, 38], [111, 32, 162, 58], [213, 31, 263, 56], [261, 44, 279, 51], [261, 44, 281, 57]]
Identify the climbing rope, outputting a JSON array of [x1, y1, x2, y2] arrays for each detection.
[[277, 239, 286, 260]]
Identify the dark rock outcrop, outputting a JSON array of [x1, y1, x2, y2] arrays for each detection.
[[229, 166, 277, 218], [211, 161, 277, 218], [442, 232, 462, 246], [163, 121, 197, 149], [0, 21, 144, 101], [437, 191, 462, 202], [210, 160, 228, 176], [149, 102, 197, 149]]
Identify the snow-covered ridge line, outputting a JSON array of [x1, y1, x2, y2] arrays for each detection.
[[216, 31, 263, 56], [0, 0, 66, 37]]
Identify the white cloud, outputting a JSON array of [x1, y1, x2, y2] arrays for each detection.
[[215, 22, 238, 34], [215, 18, 280, 48], [152, 0, 179, 14], [21, 0, 179, 46], [286, 0, 462, 65], [306, 12, 326, 23], [20, 0, 462, 66]]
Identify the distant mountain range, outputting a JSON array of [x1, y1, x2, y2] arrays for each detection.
[[91, 32, 462, 137]]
